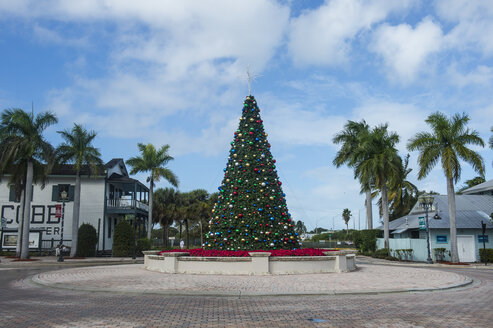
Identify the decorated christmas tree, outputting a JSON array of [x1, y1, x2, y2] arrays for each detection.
[[205, 95, 299, 250]]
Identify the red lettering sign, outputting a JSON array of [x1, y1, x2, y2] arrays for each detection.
[[55, 204, 62, 218]]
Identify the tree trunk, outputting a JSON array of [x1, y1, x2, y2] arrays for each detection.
[[20, 161, 33, 259], [16, 188, 25, 257], [163, 224, 168, 248], [70, 173, 81, 257], [447, 176, 459, 263], [185, 219, 190, 248], [147, 178, 153, 240], [381, 182, 390, 250], [200, 219, 203, 247], [365, 189, 373, 229]]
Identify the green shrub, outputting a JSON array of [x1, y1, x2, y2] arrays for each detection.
[[113, 221, 133, 257], [434, 248, 447, 262], [479, 248, 493, 263], [136, 238, 152, 256], [76, 223, 98, 257], [353, 230, 378, 252]]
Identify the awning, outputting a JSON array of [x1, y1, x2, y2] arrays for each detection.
[[391, 228, 408, 234]]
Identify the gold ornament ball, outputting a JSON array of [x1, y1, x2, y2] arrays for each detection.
[[233, 154, 237, 158], [246, 163, 250, 167], [269, 196, 274, 200]]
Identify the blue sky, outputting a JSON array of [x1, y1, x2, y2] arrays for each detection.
[[1, 0, 492, 231]]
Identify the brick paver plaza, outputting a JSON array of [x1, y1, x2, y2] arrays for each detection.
[[0, 260, 492, 327], [32, 264, 469, 295]]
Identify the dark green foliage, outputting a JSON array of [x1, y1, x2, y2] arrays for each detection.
[[76, 223, 98, 257], [479, 248, 493, 263], [206, 96, 299, 250], [112, 221, 133, 257], [353, 230, 379, 252], [136, 238, 152, 256]]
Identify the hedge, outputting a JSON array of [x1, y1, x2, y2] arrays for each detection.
[[112, 221, 133, 257], [479, 248, 493, 263], [76, 223, 98, 257], [136, 238, 152, 256]]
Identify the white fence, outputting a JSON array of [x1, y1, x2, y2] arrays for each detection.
[[377, 238, 429, 262]]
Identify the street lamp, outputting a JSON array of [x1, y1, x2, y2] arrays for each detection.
[[58, 190, 68, 262], [418, 193, 434, 264]]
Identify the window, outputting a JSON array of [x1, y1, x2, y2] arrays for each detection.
[[478, 235, 489, 243], [410, 231, 420, 239], [52, 184, 74, 202], [436, 235, 448, 243], [9, 185, 33, 202]]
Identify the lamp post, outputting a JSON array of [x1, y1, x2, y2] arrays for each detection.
[[58, 190, 68, 262], [419, 194, 434, 264]]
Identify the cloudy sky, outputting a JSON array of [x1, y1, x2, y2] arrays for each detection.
[[1, 0, 492, 231]]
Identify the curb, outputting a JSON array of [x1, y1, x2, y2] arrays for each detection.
[[28, 269, 474, 297], [356, 257, 493, 270], [1, 259, 143, 268]]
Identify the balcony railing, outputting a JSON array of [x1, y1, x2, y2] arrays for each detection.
[[107, 198, 149, 212]]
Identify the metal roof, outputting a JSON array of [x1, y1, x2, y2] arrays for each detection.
[[462, 179, 493, 194], [381, 195, 493, 231]]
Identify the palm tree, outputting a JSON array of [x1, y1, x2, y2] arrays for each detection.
[[355, 124, 401, 249], [126, 143, 179, 240], [408, 112, 485, 263], [373, 154, 418, 220], [342, 209, 351, 235], [457, 176, 486, 194], [56, 124, 103, 257], [153, 187, 181, 247], [333, 120, 374, 229], [295, 220, 307, 236], [0, 108, 57, 259]]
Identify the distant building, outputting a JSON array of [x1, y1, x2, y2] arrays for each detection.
[[377, 194, 493, 262], [0, 159, 149, 254]]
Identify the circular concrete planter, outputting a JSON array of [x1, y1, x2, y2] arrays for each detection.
[[144, 250, 357, 275]]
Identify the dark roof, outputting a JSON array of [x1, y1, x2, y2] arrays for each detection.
[[108, 175, 149, 192], [50, 164, 105, 176], [105, 158, 124, 168]]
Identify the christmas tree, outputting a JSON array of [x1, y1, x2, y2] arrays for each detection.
[[206, 95, 299, 250]]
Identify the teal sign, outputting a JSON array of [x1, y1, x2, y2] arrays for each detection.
[[418, 216, 426, 231]]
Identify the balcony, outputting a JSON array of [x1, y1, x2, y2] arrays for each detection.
[[106, 198, 149, 212]]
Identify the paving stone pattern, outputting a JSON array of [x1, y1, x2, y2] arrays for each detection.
[[0, 266, 491, 327], [34, 264, 467, 295]]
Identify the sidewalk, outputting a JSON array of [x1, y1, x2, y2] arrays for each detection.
[[357, 255, 493, 269], [0, 255, 143, 268]]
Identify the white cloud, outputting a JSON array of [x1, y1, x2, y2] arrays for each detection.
[[435, 0, 493, 56], [447, 64, 493, 88], [370, 17, 443, 83], [288, 0, 412, 66]]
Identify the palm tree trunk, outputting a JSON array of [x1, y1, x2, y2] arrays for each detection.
[[365, 189, 373, 229], [20, 161, 33, 259], [381, 182, 390, 250], [70, 172, 81, 257], [447, 176, 459, 263], [179, 221, 182, 239], [16, 188, 25, 257], [163, 224, 168, 248], [148, 178, 153, 240], [185, 219, 190, 248]]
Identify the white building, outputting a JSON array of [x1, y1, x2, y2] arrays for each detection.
[[0, 158, 149, 254]]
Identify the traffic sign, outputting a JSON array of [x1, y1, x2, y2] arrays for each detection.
[[418, 216, 426, 231]]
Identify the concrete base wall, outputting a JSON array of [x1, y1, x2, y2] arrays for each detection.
[[143, 251, 357, 275]]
